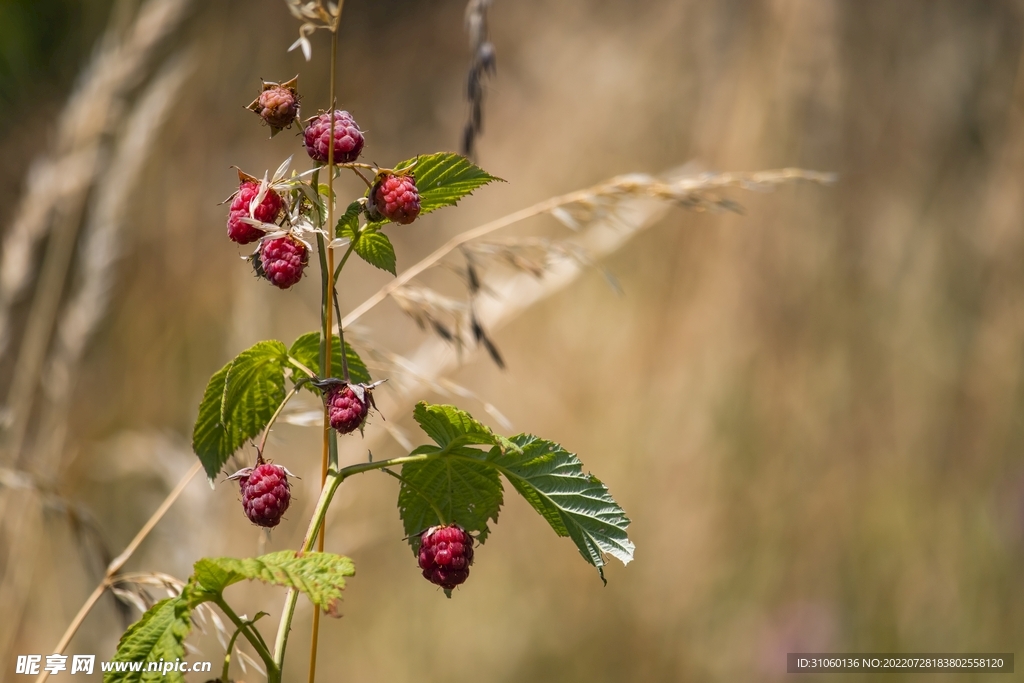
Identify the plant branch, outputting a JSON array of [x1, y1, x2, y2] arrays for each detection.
[[259, 385, 301, 454], [214, 596, 279, 682], [221, 611, 250, 683]]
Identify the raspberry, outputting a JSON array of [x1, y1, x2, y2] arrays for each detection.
[[303, 110, 364, 164], [260, 235, 308, 289], [326, 384, 369, 434], [418, 524, 475, 590], [239, 463, 291, 528], [248, 77, 300, 134], [227, 181, 283, 245], [372, 174, 421, 225]]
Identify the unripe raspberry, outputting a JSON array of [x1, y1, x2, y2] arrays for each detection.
[[259, 235, 307, 289], [227, 182, 283, 245], [239, 463, 291, 528], [418, 524, 475, 590], [249, 82, 300, 132], [303, 110, 364, 164], [372, 173, 421, 225], [326, 384, 369, 434]]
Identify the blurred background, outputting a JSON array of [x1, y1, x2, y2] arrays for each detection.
[[2, 0, 1023, 681]]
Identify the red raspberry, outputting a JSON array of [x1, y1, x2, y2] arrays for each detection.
[[418, 524, 475, 590], [259, 235, 307, 289], [373, 174, 421, 225], [249, 80, 300, 132], [303, 110, 364, 164], [227, 182, 283, 244], [239, 463, 291, 528], [326, 384, 369, 434]]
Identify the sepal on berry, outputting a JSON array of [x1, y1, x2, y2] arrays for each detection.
[[314, 378, 386, 434], [247, 75, 300, 137]]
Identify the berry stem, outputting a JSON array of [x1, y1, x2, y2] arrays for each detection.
[[332, 239, 356, 280], [213, 596, 279, 682], [220, 616, 246, 683], [332, 286, 350, 382], [288, 355, 317, 380], [258, 385, 300, 455]]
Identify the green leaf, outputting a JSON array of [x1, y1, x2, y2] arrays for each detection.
[[192, 341, 288, 481], [399, 403, 634, 583], [399, 446, 503, 547], [413, 402, 500, 450], [335, 200, 362, 240], [353, 231, 397, 275], [493, 434, 634, 581], [193, 551, 355, 617], [104, 598, 191, 683], [368, 153, 501, 229], [288, 332, 371, 387], [403, 153, 502, 213]]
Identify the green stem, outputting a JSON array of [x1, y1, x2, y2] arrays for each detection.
[[272, 451, 434, 668], [332, 287, 350, 383], [333, 240, 356, 281], [221, 621, 244, 683], [258, 385, 301, 455], [214, 597, 278, 683]]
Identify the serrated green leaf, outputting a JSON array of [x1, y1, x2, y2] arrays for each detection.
[[399, 446, 503, 548], [400, 404, 633, 582], [192, 341, 288, 481], [353, 231, 396, 275], [104, 598, 191, 683], [492, 434, 634, 580], [403, 152, 502, 213], [413, 401, 498, 450], [368, 153, 501, 229], [335, 200, 362, 239], [193, 551, 355, 617], [288, 332, 371, 388]]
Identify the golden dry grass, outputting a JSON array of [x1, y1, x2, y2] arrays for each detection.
[[3, 1, 1024, 682]]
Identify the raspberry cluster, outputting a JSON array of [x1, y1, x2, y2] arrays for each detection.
[[238, 462, 292, 528], [372, 173, 421, 225], [418, 524, 475, 590]]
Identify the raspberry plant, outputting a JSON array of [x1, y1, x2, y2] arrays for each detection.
[[104, 5, 634, 682]]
